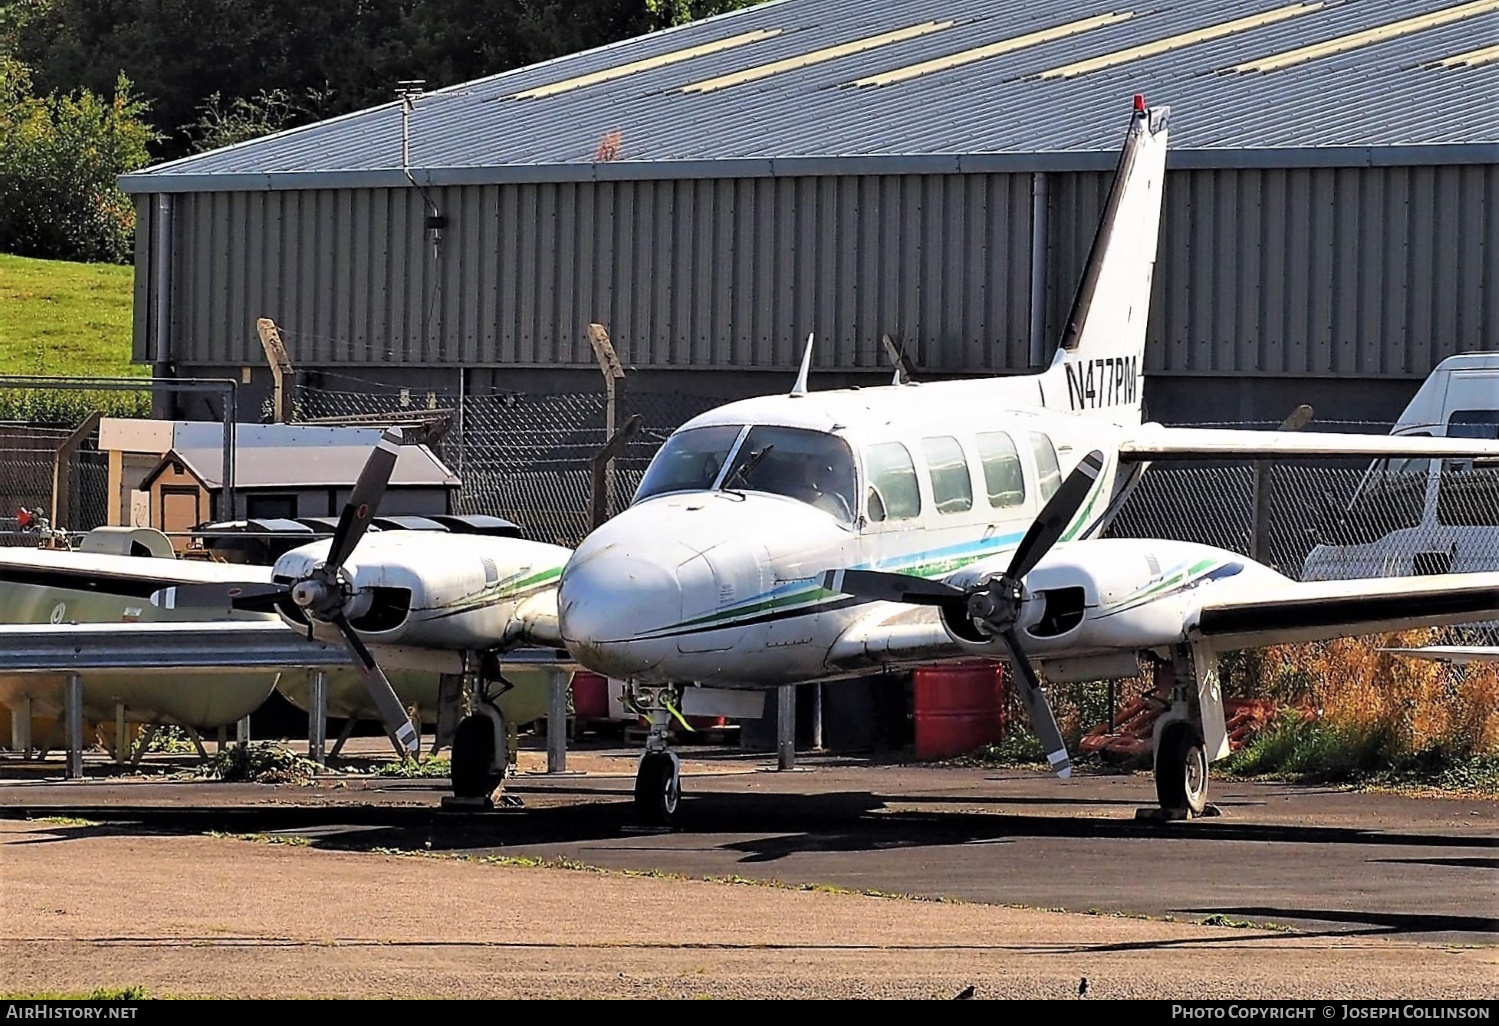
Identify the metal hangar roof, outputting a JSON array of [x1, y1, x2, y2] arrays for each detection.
[[120, 0, 1499, 192]]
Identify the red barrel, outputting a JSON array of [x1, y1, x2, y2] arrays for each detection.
[[571, 672, 611, 720], [913, 662, 1008, 759]]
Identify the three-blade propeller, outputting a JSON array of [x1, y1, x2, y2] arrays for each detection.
[[826, 450, 1107, 779], [151, 427, 419, 754]]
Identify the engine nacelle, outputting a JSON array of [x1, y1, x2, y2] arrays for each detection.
[[272, 532, 571, 650], [939, 539, 1282, 659]]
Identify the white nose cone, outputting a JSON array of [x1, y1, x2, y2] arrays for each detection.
[[558, 551, 681, 677]]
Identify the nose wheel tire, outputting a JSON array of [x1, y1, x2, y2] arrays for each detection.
[[451, 714, 505, 800], [634, 752, 681, 826], [1155, 722, 1208, 816]]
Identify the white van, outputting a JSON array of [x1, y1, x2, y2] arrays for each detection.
[[1301, 352, 1499, 581]]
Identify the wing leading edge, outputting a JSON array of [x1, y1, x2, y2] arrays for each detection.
[[1119, 426, 1499, 463], [1192, 573, 1499, 651]]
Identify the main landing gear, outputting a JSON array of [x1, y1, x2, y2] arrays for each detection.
[[1146, 643, 1227, 819], [628, 683, 684, 826], [447, 655, 511, 806]]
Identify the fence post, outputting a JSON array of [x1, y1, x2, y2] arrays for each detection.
[[1251, 404, 1314, 567], [50, 411, 101, 529], [256, 319, 296, 424], [590, 415, 642, 530], [587, 324, 625, 517]]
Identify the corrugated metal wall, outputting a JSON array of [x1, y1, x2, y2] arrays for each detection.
[[143, 163, 1498, 379], [1046, 164, 1499, 378], [154, 174, 1033, 375]]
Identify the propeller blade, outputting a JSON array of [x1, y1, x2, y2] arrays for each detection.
[[1005, 450, 1106, 583], [822, 569, 965, 606], [325, 427, 403, 572], [150, 582, 288, 615], [331, 613, 419, 755], [999, 630, 1071, 779]]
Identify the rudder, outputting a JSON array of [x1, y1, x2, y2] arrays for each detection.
[[1041, 97, 1169, 427]]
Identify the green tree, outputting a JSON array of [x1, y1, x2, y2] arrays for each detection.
[[13, 0, 769, 160], [0, 58, 157, 262]]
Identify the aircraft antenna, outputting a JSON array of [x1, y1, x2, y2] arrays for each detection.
[[790, 333, 814, 396]]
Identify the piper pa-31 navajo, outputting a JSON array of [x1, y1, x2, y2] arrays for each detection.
[[552, 97, 1499, 822], [7, 97, 1499, 824]]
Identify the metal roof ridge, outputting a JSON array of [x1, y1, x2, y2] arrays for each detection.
[[118, 141, 1499, 193]]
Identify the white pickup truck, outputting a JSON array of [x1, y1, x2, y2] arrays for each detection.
[[1301, 352, 1499, 581]]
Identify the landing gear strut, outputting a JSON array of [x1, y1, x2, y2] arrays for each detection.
[[628, 683, 683, 826], [1148, 643, 1226, 818], [449, 655, 509, 804]]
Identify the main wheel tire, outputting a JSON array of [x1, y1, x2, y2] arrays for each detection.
[[451, 714, 504, 799], [1155, 722, 1208, 816], [634, 752, 681, 826]]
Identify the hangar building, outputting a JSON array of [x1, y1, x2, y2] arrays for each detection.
[[118, 0, 1499, 425]]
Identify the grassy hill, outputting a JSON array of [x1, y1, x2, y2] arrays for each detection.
[[0, 254, 140, 378]]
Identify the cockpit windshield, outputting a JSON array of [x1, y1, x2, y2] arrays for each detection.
[[634, 424, 742, 503], [718, 426, 857, 523], [634, 423, 858, 523]]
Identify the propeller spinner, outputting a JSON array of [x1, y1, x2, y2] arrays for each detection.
[[151, 427, 419, 754], [827, 450, 1106, 779]]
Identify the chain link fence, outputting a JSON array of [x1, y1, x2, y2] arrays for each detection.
[[0, 441, 109, 547], [293, 390, 1499, 586], [1, 381, 1495, 589], [295, 384, 732, 545]]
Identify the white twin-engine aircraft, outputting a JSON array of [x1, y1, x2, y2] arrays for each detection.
[[9, 98, 1499, 824], [551, 97, 1499, 822]]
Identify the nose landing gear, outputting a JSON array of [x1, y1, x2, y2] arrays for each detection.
[[627, 683, 685, 826]]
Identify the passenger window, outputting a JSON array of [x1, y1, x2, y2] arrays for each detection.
[[863, 442, 921, 523], [922, 436, 972, 514], [976, 431, 1026, 509], [1030, 433, 1062, 502]]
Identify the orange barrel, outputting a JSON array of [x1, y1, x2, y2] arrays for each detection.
[[913, 662, 1008, 759], [570, 672, 611, 720]]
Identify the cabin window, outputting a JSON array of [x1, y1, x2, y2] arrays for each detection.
[[634, 424, 744, 502], [976, 431, 1026, 509], [1030, 433, 1062, 502], [864, 442, 921, 523], [714, 426, 858, 522], [922, 436, 972, 514]]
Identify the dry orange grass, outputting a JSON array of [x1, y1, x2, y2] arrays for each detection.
[[1241, 630, 1499, 760]]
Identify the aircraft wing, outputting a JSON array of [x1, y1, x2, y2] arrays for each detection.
[[1382, 646, 1499, 665], [1190, 572, 1499, 651], [823, 561, 1499, 669], [1119, 426, 1499, 462], [0, 547, 272, 598], [0, 621, 575, 675]]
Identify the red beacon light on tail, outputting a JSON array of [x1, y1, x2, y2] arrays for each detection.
[[1133, 93, 1146, 113]]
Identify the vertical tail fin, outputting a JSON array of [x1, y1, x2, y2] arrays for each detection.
[[1041, 96, 1169, 427]]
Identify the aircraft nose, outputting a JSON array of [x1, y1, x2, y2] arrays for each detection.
[[558, 551, 681, 674]]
